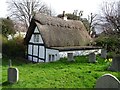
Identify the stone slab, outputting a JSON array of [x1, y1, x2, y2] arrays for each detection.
[[8, 67, 19, 83], [67, 53, 75, 61], [95, 74, 120, 88], [89, 52, 96, 63], [101, 49, 107, 58], [108, 56, 120, 71]]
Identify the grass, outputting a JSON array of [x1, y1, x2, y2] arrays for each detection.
[[1, 55, 120, 88]]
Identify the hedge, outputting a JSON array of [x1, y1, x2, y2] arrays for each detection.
[[2, 35, 26, 58]]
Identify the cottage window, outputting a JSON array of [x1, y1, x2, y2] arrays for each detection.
[[49, 54, 55, 62], [52, 55, 55, 61], [49, 55, 51, 62], [34, 34, 39, 42]]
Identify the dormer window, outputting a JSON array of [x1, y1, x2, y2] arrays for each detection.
[[34, 34, 39, 42]]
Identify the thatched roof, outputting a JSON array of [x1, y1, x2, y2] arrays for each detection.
[[24, 13, 93, 50]]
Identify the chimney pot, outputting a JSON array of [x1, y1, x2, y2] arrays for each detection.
[[62, 11, 67, 21]]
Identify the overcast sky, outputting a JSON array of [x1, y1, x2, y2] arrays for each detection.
[[44, 0, 103, 17], [0, 0, 119, 18]]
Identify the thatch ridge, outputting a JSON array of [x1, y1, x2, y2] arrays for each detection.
[[34, 13, 84, 29]]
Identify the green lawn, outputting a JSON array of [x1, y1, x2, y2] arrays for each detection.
[[1, 56, 120, 88]]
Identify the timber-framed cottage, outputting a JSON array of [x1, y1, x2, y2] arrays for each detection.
[[24, 12, 97, 63]]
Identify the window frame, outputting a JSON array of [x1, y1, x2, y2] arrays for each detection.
[[34, 34, 39, 42]]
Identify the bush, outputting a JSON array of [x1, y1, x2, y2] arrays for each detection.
[[107, 52, 116, 58], [2, 35, 26, 58], [95, 34, 120, 56]]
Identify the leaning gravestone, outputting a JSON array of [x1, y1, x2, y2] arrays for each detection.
[[108, 56, 120, 71], [89, 52, 96, 63], [101, 49, 107, 58], [95, 74, 120, 88], [67, 53, 75, 62], [8, 67, 19, 83]]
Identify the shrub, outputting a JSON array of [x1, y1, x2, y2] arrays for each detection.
[[95, 34, 120, 56], [107, 52, 116, 58], [2, 35, 26, 58]]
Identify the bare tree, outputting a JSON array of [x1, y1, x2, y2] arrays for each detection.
[[88, 13, 97, 31], [86, 13, 100, 37], [100, 1, 120, 33], [7, 0, 53, 29]]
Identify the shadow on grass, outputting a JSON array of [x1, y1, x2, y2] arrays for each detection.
[[1, 81, 13, 86], [2, 56, 31, 67]]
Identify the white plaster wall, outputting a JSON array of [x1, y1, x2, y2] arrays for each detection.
[[59, 49, 102, 58], [38, 59, 44, 62], [29, 35, 34, 42], [28, 56, 32, 61], [46, 48, 60, 62], [28, 45, 45, 62], [28, 56, 45, 62], [73, 49, 101, 56], [28, 45, 32, 54], [33, 45, 38, 56], [59, 52, 68, 58], [39, 46, 45, 59], [33, 57, 37, 62], [34, 27, 39, 33]]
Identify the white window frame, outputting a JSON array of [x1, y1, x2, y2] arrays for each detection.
[[34, 34, 39, 42]]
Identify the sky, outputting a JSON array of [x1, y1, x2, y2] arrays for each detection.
[[0, 0, 7, 18], [44, 0, 103, 17], [0, 0, 119, 18]]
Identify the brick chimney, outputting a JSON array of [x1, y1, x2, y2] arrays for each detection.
[[62, 11, 67, 21]]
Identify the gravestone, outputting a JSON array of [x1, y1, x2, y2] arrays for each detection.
[[108, 56, 120, 71], [8, 67, 19, 83], [89, 52, 96, 63], [67, 53, 75, 62], [101, 49, 107, 58], [95, 74, 120, 88]]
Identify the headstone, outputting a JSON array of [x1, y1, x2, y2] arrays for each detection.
[[67, 53, 75, 61], [95, 74, 120, 88], [89, 52, 96, 63], [101, 49, 107, 58], [8, 68, 19, 83], [108, 56, 120, 71]]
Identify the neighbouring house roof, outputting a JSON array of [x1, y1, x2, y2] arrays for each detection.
[[24, 13, 100, 50]]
